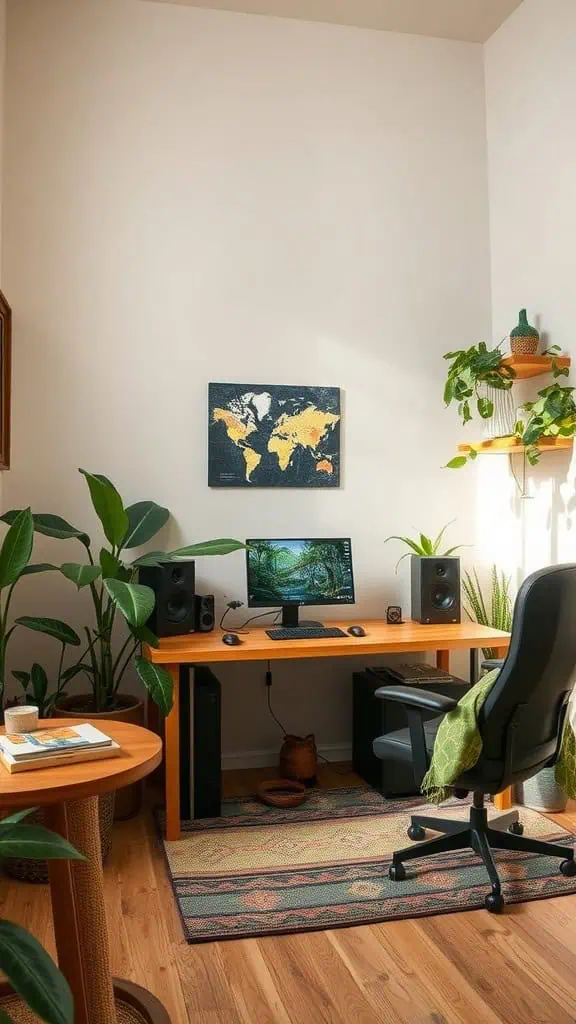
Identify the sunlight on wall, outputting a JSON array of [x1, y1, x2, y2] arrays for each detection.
[[475, 449, 576, 592]]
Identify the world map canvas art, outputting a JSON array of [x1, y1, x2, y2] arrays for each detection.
[[208, 383, 341, 488]]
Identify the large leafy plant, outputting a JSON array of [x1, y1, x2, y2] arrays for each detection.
[[0, 508, 82, 714], [2, 470, 244, 716], [462, 564, 513, 659], [384, 521, 467, 573], [0, 807, 85, 1023]]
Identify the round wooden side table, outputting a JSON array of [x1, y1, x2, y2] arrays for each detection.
[[0, 720, 166, 1024]]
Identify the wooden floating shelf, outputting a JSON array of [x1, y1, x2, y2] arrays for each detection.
[[501, 354, 571, 379], [458, 436, 573, 455]]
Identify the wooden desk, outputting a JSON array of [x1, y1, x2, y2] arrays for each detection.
[[0, 720, 165, 1024], [145, 619, 511, 840]]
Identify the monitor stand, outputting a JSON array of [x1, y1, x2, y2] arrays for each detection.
[[281, 606, 323, 629]]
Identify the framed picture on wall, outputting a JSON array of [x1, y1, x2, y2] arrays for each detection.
[[208, 383, 341, 487], [0, 291, 11, 470]]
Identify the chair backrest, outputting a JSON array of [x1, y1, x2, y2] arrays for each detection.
[[479, 564, 576, 774]]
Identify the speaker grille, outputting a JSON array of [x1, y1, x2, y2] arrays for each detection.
[[431, 583, 456, 610]]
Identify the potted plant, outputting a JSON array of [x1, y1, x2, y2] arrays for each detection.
[[443, 341, 516, 429], [0, 507, 82, 716], [0, 507, 116, 880], [0, 807, 83, 1023], [3, 470, 245, 817], [384, 521, 467, 573], [462, 565, 513, 658], [518, 376, 576, 466]]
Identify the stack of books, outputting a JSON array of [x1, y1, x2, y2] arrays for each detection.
[[0, 724, 120, 773]]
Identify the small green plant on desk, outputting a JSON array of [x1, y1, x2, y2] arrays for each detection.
[[462, 565, 513, 659], [0, 808, 84, 1023], [384, 521, 467, 572]]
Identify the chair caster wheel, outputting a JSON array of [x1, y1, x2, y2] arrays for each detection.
[[508, 822, 524, 836], [560, 859, 576, 878], [485, 892, 504, 913], [407, 825, 426, 842], [389, 862, 406, 882]]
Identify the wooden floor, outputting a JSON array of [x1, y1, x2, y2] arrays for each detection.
[[3, 767, 576, 1023]]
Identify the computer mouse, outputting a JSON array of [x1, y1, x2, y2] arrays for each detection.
[[222, 632, 242, 646], [347, 625, 366, 638]]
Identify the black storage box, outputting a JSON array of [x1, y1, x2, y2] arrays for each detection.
[[352, 667, 470, 798]]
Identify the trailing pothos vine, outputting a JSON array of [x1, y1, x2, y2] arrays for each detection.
[[442, 342, 574, 469]]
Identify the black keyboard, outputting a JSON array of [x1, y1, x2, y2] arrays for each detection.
[[266, 627, 348, 640]]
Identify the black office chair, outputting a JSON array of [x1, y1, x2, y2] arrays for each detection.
[[373, 563, 576, 912]]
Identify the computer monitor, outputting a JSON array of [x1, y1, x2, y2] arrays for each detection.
[[246, 538, 355, 628]]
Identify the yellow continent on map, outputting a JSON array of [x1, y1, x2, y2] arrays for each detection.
[[212, 408, 262, 481], [213, 404, 339, 483], [268, 407, 339, 472]]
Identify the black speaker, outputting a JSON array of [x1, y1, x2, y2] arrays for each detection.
[[194, 594, 215, 632], [180, 666, 221, 819], [138, 561, 196, 637], [411, 556, 461, 624]]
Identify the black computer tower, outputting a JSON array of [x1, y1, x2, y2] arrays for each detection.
[[179, 666, 222, 819], [352, 668, 469, 797]]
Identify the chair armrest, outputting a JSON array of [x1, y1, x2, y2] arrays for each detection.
[[374, 685, 458, 714], [481, 658, 505, 672]]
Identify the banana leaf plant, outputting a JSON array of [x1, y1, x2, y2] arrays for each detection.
[[0, 807, 85, 1023], [2, 470, 245, 716], [0, 507, 82, 715]]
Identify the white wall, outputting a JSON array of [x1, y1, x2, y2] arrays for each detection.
[[483, 0, 576, 586], [3, 0, 490, 761]]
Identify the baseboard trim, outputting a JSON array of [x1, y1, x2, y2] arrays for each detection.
[[222, 743, 352, 772]]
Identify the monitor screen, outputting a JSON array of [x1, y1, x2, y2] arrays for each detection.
[[246, 538, 355, 608]]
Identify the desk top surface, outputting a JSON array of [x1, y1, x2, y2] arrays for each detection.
[[144, 618, 511, 665]]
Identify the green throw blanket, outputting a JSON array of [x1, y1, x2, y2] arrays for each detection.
[[422, 668, 576, 804]]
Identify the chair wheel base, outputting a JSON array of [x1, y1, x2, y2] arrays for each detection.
[[508, 822, 524, 835], [485, 892, 504, 913], [389, 862, 406, 882], [560, 858, 576, 877], [407, 825, 426, 842]]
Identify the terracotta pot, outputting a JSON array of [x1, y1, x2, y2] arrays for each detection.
[[279, 733, 318, 786], [55, 694, 145, 820]]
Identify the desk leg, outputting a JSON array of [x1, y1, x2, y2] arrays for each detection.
[[165, 663, 181, 841], [436, 650, 450, 671], [494, 789, 513, 810]]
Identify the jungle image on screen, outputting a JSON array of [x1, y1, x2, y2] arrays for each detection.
[[248, 540, 354, 605]]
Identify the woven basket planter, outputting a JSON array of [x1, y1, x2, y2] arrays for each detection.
[[0, 979, 169, 1023], [518, 766, 567, 813], [2, 793, 115, 884], [511, 335, 539, 355]]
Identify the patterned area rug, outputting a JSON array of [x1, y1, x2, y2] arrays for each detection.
[[158, 787, 576, 943]]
